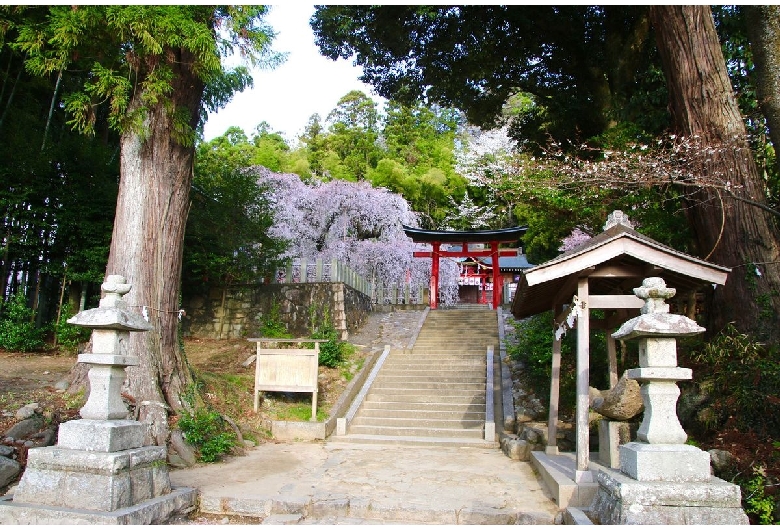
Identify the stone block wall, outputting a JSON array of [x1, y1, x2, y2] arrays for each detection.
[[182, 283, 372, 340]]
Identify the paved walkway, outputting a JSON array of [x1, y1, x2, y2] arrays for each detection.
[[170, 309, 561, 524], [170, 440, 559, 524]]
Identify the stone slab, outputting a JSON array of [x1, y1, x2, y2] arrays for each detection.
[[12, 446, 168, 512], [598, 420, 630, 469], [590, 467, 748, 525], [271, 420, 327, 441], [0, 486, 196, 525], [57, 419, 145, 452], [620, 442, 711, 482], [77, 353, 138, 366], [22, 445, 165, 473], [529, 451, 600, 509], [173, 441, 560, 523]]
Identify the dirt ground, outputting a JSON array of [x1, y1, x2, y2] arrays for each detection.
[[0, 311, 403, 442]]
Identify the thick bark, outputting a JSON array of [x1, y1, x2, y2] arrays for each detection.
[[744, 5, 780, 179], [105, 49, 202, 445], [650, 6, 780, 340]]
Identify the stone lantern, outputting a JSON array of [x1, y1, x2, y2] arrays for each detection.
[[588, 277, 748, 525], [0, 275, 195, 524]]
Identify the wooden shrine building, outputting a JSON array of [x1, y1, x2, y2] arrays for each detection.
[[402, 225, 528, 309], [510, 211, 730, 499]]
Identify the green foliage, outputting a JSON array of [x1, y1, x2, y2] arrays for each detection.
[[312, 6, 667, 147], [505, 311, 613, 416], [54, 302, 90, 352], [177, 407, 236, 463], [687, 324, 780, 437], [741, 467, 777, 525], [259, 299, 292, 339], [277, 403, 327, 422], [0, 292, 46, 352], [8, 5, 283, 144], [309, 305, 350, 368], [314, 328, 343, 368], [185, 128, 288, 293], [506, 313, 575, 414]]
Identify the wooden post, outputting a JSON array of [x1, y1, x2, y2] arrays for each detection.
[[575, 277, 592, 482], [547, 330, 562, 455], [311, 343, 319, 421]]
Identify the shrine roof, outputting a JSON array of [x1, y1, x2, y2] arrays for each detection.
[[510, 212, 731, 319], [402, 225, 528, 243], [480, 254, 535, 271]]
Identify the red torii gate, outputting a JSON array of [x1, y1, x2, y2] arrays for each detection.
[[402, 225, 528, 309]]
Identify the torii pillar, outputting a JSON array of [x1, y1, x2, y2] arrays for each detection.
[[430, 242, 440, 309], [490, 240, 502, 309]]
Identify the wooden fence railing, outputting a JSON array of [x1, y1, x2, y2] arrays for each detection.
[[274, 258, 429, 306]]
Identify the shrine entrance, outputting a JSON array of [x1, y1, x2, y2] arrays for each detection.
[[402, 225, 528, 309]]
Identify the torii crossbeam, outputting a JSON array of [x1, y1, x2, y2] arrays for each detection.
[[402, 225, 528, 309]]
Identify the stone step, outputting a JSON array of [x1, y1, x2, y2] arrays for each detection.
[[364, 392, 486, 404], [396, 352, 488, 359], [379, 363, 486, 372], [350, 417, 484, 430], [358, 401, 486, 413], [369, 381, 486, 391], [407, 350, 492, 355], [348, 424, 485, 439], [380, 362, 486, 368], [406, 344, 493, 349], [374, 373, 485, 384], [357, 408, 485, 421], [328, 433, 500, 449], [408, 346, 494, 353]]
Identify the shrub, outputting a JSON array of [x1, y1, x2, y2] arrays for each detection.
[[177, 408, 236, 463], [505, 311, 613, 418], [259, 299, 292, 338], [308, 304, 351, 368], [312, 324, 344, 368], [54, 303, 91, 352], [0, 292, 46, 352], [687, 324, 780, 437], [741, 466, 777, 525]]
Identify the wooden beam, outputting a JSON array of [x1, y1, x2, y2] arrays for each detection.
[[588, 294, 645, 309], [587, 264, 645, 278], [553, 275, 581, 307]]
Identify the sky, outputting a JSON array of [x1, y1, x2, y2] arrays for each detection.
[[202, 5, 384, 144]]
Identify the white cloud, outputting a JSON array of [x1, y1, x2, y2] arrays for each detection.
[[203, 5, 384, 143]]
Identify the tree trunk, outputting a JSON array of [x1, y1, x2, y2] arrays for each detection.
[[650, 5, 780, 340], [105, 49, 202, 445], [743, 5, 780, 180]]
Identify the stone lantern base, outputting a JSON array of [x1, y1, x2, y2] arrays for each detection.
[[590, 466, 749, 525], [0, 419, 196, 524]]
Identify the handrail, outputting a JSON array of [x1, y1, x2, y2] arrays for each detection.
[[336, 344, 392, 436], [485, 345, 496, 442], [496, 307, 515, 433]]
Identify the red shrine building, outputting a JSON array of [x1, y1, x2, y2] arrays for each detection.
[[402, 225, 531, 309]]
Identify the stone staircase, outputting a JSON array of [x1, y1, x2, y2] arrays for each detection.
[[337, 307, 499, 446]]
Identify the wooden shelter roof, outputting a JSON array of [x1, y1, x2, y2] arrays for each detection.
[[511, 219, 731, 319]]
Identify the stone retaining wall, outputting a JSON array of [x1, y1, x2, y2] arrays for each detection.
[[182, 283, 372, 340]]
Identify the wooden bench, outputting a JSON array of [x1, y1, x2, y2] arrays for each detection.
[[248, 338, 327, 421]]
